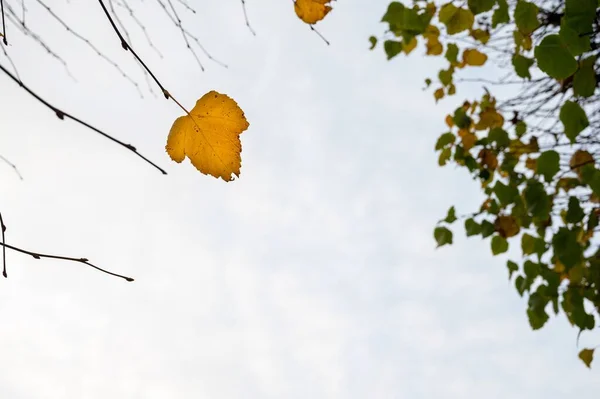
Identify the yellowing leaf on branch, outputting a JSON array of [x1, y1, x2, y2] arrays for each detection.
[[294, 0, 333, 24], [476, 108, 504, 130], [463, 49, 488, 66], [166, 91, 250, 182]]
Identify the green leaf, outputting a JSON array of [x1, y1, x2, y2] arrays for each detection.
[[445, 43, 459, 64], [515, 121, 527, 137], [536, 150, 560, 182], [435, 132, 455, 150], [521, 233, 546, 258], [368, 36, 377, 50], [573, 56, 597, 98], [438, 68, 454, 86], [489, 128, 510, 148], [494, 181, 519, 206], [481, 220, 495, 238], [514, 1, 540, 34], [515, 275, 529, 296], [566, 197, 585, 224], [468, 0, 496, 14], [534, 35, 578, 80], [512, 54, 535, 79], [507, 260, 518, 279], [564, 0, 596, 34], [559, 21, 591, 56], [445, 206, 457, 223], [434, 226, 453, 247], [492, 0, 510, 27], [552, 227, 583, 268], [524, 181, 551, 220], [384, 40, 403, 60], [523, 260, 540, 278], [521, 233, 536, 255], [579, 348, 595, 368], [491, 235, 509, 255], [527, 292, 549, 330], [560, 101, 589, 142], [439, 4, 474, 35], [453, 107, 472, 129], [580, 166, 600, 198], [465, 218, 482, 236]]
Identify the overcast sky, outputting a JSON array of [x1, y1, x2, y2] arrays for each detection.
[[1, 0, 598, 398]]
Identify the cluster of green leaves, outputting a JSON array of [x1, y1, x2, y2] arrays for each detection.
[[373, 0, 600, 368]]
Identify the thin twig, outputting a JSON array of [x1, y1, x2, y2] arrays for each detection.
[[1, 0, 7, 45], [0, 241, 134, 281], [97, 0, 170, 99], [0, 212, 6, 277], [0, 154, 24, 180], [240, 0, 255, 36], [0, 62, 167, 174], [33, 0, 143, 97]]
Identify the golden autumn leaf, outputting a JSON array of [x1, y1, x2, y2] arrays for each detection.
[[294, 0, 333, 24], [166, 91, 250, 182], [463, 49, 488, 66], [424, 25, 444, 55], [459, 129, 477, 151], [434, 88, 445, 102], [475, 108, 505, 130], [403, 37, 418, 54]]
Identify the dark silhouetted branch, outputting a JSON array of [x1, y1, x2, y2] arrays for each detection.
[[0, 62, 167, 174], [0, 240, 134, 281], [0, 212, 6, 277]]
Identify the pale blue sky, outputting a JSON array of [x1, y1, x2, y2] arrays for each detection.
[[0, 0, 598, 398]]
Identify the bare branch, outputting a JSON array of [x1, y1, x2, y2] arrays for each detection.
[[0, 62, 167, 174], [0, 212, 7, 277], [0, 154, 23, 180], [0, 240, 134, 281], [241, 0, 256, 36]]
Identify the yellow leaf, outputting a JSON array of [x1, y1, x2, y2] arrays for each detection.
[[424, 25, 443, 55], [475, 109, 504, 130], [403, 37, 418, 54], [434, 88, 445, 102], [463, 49, 488, 66], [445, 114, 454, 128], [426, 37, 443, 55], [424, 25, 440, 39], [470, 29, 490, 44], [439, 4, 474, 34], [294, 0, 333, 24], [459, 129, 476, 151], [166, 91, 250, 182]]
